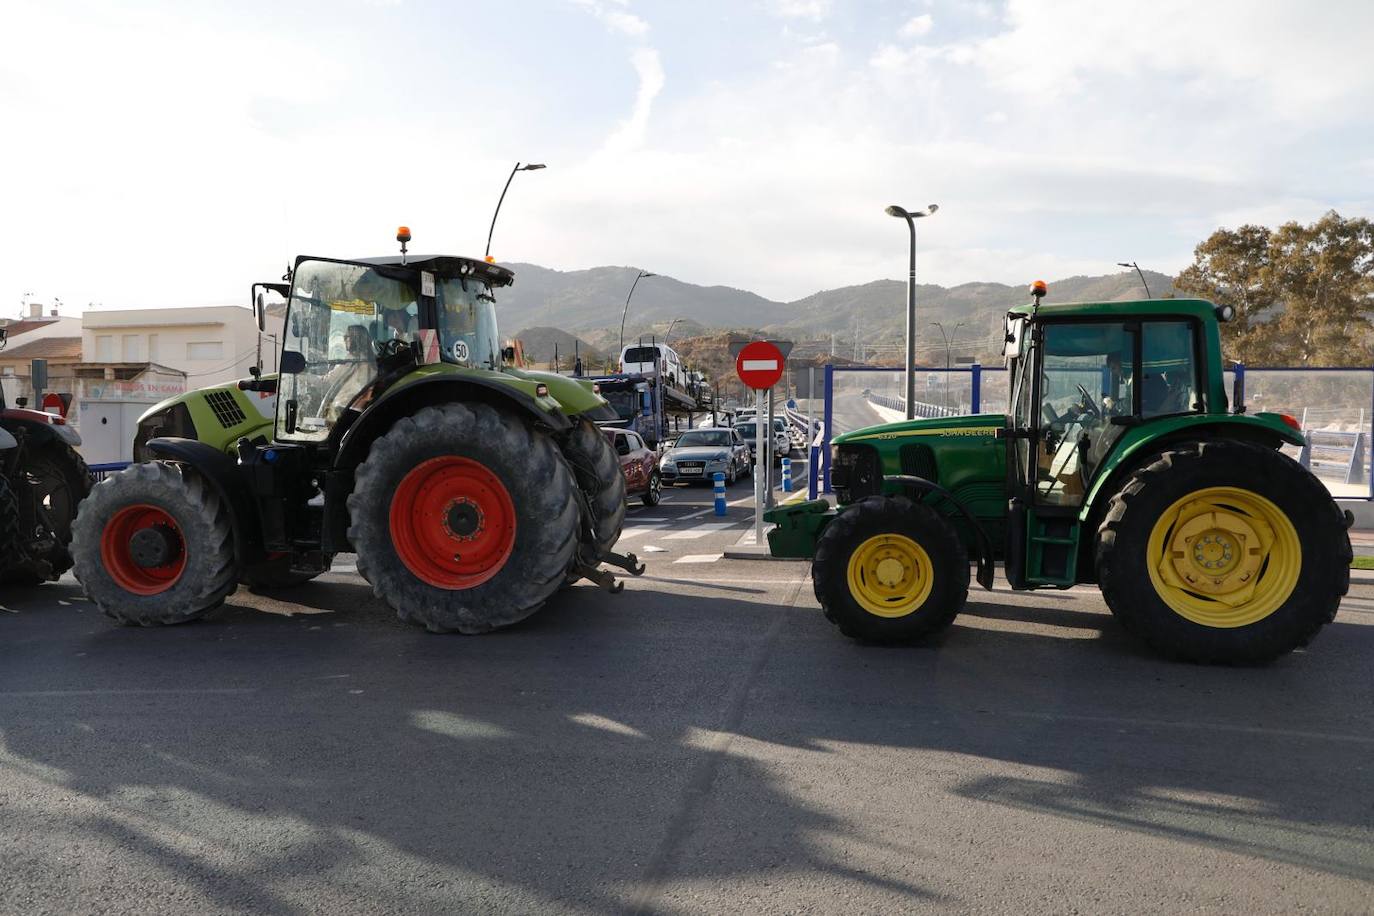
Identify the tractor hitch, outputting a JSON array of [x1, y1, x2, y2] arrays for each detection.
[[601, 549, 646, 576]]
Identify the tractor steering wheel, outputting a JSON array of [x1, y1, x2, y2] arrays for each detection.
[[1075, 383, 1102, 420], [374, 338, 410, 361]]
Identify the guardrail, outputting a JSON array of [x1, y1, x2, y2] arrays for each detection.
[[1299, 430, 1367, 485], [864, 392, 959, 419], [87, 461, 130, 482]]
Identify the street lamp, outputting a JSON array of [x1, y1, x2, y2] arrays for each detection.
[[485, 161, 546, 262], [886, 203, 939, 420], [1117, 261, 1152, 298], [930, 320, 964, 412], [618, 269, 657, 356], [662, 317, 682, 346]]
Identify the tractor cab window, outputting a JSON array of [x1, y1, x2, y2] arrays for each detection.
[[278, 260, 418, 442], [1035, 323, 1136, 506], [1141, 321, 1200, 417], [438, 277, 501, 369]]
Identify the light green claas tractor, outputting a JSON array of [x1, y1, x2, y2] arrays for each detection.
[[766, 284, 1352, 664], [74, 235, 637, 631]]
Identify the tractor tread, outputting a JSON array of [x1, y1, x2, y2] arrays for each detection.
[[71, 461, 238, 625], [349, 402, 579, 634], [1096, 439, 1350, 664]]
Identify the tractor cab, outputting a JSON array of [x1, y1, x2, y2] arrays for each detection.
[[275, 254, 511, 443], [1002, 288, 1220, 587]]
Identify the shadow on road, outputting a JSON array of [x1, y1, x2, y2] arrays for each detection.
[[1, 575, 1372, 911]]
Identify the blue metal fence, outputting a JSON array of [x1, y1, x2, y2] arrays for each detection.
[[814, 363, 1374, 501]]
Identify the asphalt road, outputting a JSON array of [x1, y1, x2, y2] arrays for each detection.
[[3, 465, 1373, 914]]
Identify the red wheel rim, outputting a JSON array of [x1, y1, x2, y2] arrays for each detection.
[[101, 504, 187, 595], [389, 456, 517, 589]]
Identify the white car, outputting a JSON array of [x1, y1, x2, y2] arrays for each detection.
[[733, 418, 790, 463]]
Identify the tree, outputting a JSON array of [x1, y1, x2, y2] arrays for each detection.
[[1176, 212, 1374, 366]]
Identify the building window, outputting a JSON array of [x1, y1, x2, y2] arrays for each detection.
[[148, 334, 159, 363], [96, 335, 114, 361], [187, 341, 223, 360], [122, 334, 139, 361]]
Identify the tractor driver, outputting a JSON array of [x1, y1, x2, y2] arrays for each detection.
[[320, 324, 377, 420]]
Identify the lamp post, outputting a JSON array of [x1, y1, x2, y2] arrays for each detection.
[[1117, 261, 1152, 298], [662, 317, 682, 346], [885, 203, 939, 419], [485, 161, 546, 263], [618, 270, 657, 356], [930, 320, 964, 412]]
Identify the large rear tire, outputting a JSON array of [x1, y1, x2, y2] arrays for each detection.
[[1096, 440, 1350, 664], [71, 462, 238, 625], [813, 495, 969, 643], [2, 441, 91, 583], [348, 403, 579, 633], [0, 475, 22, 570], [559, 418, 626, 557]]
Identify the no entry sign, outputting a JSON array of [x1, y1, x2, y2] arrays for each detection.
[[735, 340, 785, 390]]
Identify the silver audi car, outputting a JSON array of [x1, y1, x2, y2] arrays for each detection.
[[659, 427, 753, 486]]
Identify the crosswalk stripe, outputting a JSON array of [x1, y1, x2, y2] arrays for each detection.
[[662, 522, 737, 540], [619, 525, 668, 540], [673, 554, 723, 564]]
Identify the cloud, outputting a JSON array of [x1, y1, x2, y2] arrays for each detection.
[[767, 0, 832, 22], [568, 0, 649, 37], [602, 47, 665, 153], [900, 13, 934, 37]]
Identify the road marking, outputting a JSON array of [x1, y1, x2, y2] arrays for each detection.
[[663, 523, 737, 540], [620, 525, 669, 540], [0, 688, 257, 698], [673, 554, 722, 564]]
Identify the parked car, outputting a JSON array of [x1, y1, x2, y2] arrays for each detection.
[[659, 427, 752, 485], [605, 428, 661, 506], [732, 419, 790, 464]]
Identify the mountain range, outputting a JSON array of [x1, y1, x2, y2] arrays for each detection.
[[504, 264, 1178, 364]]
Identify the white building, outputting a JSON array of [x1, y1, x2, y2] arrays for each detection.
[[81, 305, 285, 389]]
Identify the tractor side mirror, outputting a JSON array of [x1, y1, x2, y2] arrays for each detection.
[[254, 292, 266, 332], [280, 350, 307, 374], [501, 345, 516, 363]]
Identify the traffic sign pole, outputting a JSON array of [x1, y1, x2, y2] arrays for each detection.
[[734, 340, 788, 551], [755, 387, 765, 545]]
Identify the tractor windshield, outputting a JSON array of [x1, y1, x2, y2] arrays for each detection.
[[437, 277, 501, 370], [277, 259, 419, 442]]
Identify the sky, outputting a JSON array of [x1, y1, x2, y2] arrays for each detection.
[[2, 0, 1371, 315]]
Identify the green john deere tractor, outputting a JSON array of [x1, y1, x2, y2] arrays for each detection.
[[766, 283, 1352, 664], [72, 232, 637, 631]]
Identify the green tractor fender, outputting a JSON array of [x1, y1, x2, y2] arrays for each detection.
[[333, 369, 574, 473], [1071, 413, 1307, 580], [1078, 412, 1305, 525]]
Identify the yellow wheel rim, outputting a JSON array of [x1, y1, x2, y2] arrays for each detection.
[[1146, 486, 1300, 628], [846, 534, 934, 618]]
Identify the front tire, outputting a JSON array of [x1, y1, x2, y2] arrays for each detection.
[[1096, 440, 1350, 664], [348, 403, 579, 633], [71, 462, 238, 625], [813, 495, 968, 643], [642, 471, 662, 507]]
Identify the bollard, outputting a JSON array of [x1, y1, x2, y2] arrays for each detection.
[[713, 472, 727, 516], [781, 457, 792, 492]]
